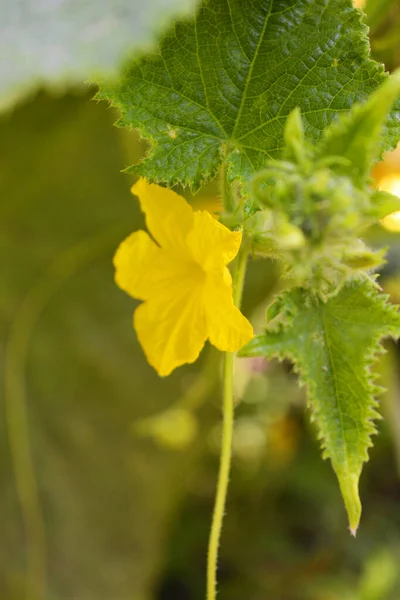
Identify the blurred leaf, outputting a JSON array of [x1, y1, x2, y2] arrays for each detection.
[[0, 0, 200, 112], [133, 408, 198, 449], [359, 549, 398, 600], [370, 190, 400, 221], [365, 0, 398, 32], [0, 92, 207, 598], [364, 0, 400, 71]]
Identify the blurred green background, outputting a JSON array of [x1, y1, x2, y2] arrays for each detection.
[[2, 2, 400, 599]]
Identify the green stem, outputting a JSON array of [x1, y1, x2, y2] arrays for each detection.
[[206, 243, 249, 600], [220, 161, 235, 214]]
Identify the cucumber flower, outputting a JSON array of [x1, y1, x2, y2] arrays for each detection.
[[114, 178, 254, 376]]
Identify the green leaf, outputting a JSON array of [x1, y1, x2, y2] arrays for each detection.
[[370, 190, 400, 221], [283, 107, 310, 167], [98, 0, 400, 191], [0, 0, 200, 112], [240, 279, 400, 533], [315, 70, 400, 184]]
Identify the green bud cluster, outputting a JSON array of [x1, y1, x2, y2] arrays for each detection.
[[246, 102, 400, 298]]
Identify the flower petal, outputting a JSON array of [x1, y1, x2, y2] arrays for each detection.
[[132, 178, 194, 252], [186, 210, 242, 270], [113, 230, 160, 300], [203, 268, 254, 352], [134, 287, 207, 376], [114, 230, 197, 301]]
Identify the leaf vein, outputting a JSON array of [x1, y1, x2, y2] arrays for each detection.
[[231, 0, 274, 138]]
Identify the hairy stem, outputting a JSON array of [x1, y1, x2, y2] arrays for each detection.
[[206, 243, 249, 600]]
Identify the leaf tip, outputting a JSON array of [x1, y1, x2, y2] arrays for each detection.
[[349, 525, 358, 538], [337, 470, 362, 535]]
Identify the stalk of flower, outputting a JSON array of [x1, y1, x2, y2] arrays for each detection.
[[113, 176, 253, 600], [113, 177, 253, 376]]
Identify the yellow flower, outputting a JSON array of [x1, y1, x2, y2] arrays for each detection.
[[114, 178, 254, 376]]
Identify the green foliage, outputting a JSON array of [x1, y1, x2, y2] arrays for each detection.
[[4, 0, 400, 594], [243, 72, 400, 528], [241, 279, 400, 533], [314, 70, 400, 184], [369, 189, 400, 220], [0, 0, 200, 112], [97, 0, 400, 191], [95, 0, 400, 532], [249, 72, 400, 297]]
